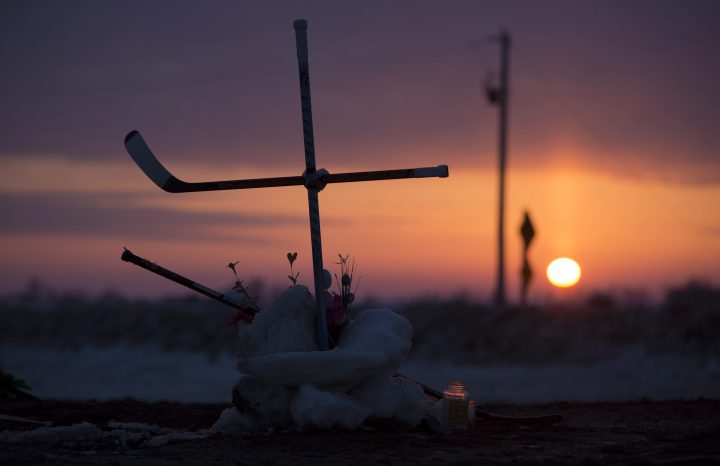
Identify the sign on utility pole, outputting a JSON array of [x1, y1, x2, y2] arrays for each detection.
[[485, 29, 511, 308], [519, 211, 535, 306]]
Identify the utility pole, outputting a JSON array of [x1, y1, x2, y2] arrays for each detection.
[[486, 29, 510, 307]]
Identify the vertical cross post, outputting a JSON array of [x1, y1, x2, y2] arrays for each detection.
[[294, 19, 329, 350]]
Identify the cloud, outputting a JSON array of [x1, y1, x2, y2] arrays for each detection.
[[1, 1, 718, 186], [0, 191, 315, 242]]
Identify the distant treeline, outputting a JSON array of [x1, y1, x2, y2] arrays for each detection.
[[401, 280, 720, 365], [2, 278, 718, 312], [0, 281, 718, 364]]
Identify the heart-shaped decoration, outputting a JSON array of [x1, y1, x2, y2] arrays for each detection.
[[287, 252, 298, 265]]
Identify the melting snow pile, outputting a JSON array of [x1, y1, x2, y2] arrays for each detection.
[[217, 285, 428, 432]]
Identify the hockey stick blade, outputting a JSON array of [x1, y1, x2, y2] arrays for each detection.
[[124, 131, 306, 193], [124, 130, 188, 193]]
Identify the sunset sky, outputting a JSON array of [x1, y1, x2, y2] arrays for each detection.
[[1, 1, 718, 303]]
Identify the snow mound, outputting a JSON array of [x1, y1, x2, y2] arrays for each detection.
[[291, 384, 372, 430], [106, 421, 172, 434], [231, 374, 296, 425], [338, 307, 412, 359], [209, 406, 257, 434], [232, 288, 428, 431], [0, 421, 209, 448], [238, 305, 413, 389], [351, 375, 428, 427], [238, 350, 388, 388], [238, 285, 317, 357]]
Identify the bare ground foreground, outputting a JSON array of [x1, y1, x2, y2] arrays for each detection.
[[1, 398, 719, 465]]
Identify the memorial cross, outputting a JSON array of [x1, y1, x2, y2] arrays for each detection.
[[123, 19, 449, 350]]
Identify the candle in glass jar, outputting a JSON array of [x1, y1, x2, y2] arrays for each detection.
[[443, 380, 469, 429]]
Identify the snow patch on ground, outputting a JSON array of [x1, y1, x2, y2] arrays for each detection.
[[0, 422, 103, 444], [0, 421, 208, 447], [0, 345, 238, 402], [402, 351, 720, 404], [3, 345, 719, 404]]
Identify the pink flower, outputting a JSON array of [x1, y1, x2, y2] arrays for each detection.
[[228, 311, 254, 327], [324, 292, 344, 326]]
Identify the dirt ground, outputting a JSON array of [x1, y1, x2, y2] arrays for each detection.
[[1, 398, 719, 465]]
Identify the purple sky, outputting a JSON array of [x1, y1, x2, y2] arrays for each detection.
[[1, 1, 718, 300], [2, 1, 718, 178]]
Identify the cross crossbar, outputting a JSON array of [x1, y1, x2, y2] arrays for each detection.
[[124, 130, 448, 193]]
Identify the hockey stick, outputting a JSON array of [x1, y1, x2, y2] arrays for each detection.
[[124, 130, 448, 193], [395, 374, 564, 426], [121, 248, 258, 319]]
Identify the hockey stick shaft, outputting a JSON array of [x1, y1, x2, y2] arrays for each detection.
[[159, 175, 305, 193], [121, 248, 257, 316], [140, 167, 447, 193], [395, 373, 563, 425], [325, 165, 448, 183], [294, 19, 329, 351]]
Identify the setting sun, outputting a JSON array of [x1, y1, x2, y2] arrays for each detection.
[[546, 258, 582, 288]]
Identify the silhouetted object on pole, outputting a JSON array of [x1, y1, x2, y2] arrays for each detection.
[[486, 30, 511, 307], [122, 19, 449, 351], [519, 211, 535, 306]]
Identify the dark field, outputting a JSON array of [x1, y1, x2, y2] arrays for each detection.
[[2, 282, 719, 464], [2, 398, 719, 465]]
